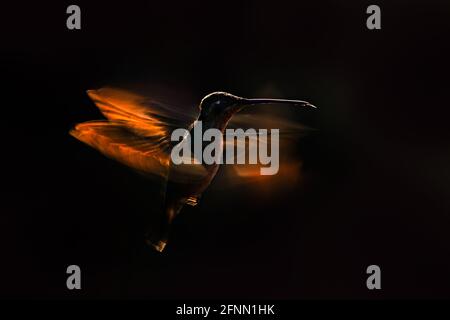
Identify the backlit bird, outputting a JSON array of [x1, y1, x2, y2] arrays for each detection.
[[70, 88, 315, 252]]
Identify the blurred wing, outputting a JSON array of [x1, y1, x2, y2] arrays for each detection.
[[70, 87, 201, 180], [223, 112, 314, 185], [70, 120, 170, 178], [228, 112, 312, 135], [86, 87, 195, 146]]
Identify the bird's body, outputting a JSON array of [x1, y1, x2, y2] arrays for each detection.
[[71, 88, 315, 252]]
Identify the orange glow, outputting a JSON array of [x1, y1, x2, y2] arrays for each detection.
[[71, 87, 308, 185], [71, 88, 210, 183], [232, 162, 301, 182], [70, 120, 170, 178], [71, 88, 192, 180]]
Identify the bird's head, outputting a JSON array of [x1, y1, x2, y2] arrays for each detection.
[[197, 91, 316, 130], [198, 92, 243, 121]]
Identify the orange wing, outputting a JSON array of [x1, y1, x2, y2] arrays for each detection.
[[70, 120, 170, 178], [70, 87, 199, 180]]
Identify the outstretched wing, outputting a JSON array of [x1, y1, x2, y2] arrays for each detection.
[[70, 87, 201, 180], [70, 120, 171, 178], [85, 88, 194, 141]]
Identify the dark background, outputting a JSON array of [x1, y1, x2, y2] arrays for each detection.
[[1, 0, 450, 299]]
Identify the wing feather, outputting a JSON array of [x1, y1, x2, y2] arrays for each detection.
[[70, 87, 205, 181], [70, 120, 170, 178]]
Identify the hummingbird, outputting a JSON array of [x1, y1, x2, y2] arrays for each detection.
[[70, 88, 316, 252]]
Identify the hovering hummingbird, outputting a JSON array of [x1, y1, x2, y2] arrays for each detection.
[[70, 88, 316, 252]]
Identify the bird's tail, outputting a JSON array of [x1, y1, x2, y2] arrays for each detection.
[[145, 201, 184, 252]]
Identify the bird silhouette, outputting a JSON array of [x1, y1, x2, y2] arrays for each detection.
[[70, 88, 315, 252]]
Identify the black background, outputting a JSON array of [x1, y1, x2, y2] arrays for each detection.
[[1, 0, 450, 299]]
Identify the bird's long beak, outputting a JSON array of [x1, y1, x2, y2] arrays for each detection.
[[240, 98, 316, 109]]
